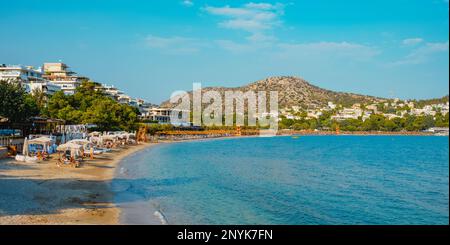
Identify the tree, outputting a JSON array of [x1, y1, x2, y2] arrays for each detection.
[[435, 112, 449, 127], [46, 91, 78, 123], [390, 117, 405, 131], [403, 115, 416, 131], [45, 81, 140, 131], [318, 110, 333, 129], [361, 114, 386, 131], [308, 119, 318, 130], [146, 123, 174, 135], [279, 116, 294, 129], [31, 87, 47, 111], [339, 119, 362, 131], [383, 119, 398, 131], [292, 122, 309, 130], [411, 115, 435, 131], [0, 81, 39, 122]]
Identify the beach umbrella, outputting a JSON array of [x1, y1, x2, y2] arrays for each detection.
[[23, 138, 29, 156], [67, 139, 91, 147], [57, 142, 82, 152]]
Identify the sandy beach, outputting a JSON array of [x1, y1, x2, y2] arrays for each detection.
[[0, 132, 443, 225], [0, 143, 154, 225]]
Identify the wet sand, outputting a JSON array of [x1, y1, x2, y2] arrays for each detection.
[[0, 143, 154, 225]]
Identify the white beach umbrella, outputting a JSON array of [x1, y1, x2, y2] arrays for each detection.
[[22, 138, 29, 156], [67, 139, 91, 148], [57, 142, 82, 152]]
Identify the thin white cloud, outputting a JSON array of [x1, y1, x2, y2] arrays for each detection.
[[402, 38, 423, 46], [276, 41, 381, 60], [204, 3, 285, 43], [181, 0, 194, 7], [391, 41, 449, 65], [215, 38, 275, 53], [245, 2, 277, 10], [145, 35, 207, 54], [215, 40, 255, 53], [215, 39, 380, 61], [205, 2, 381, 62], [219, 17, 273, 31]]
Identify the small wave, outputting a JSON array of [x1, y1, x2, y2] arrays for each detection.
[[154, 210, 169, 225], [119, 167, 129, 176]]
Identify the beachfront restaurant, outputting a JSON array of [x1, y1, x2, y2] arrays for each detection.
[[0, 117, 65, 157], [0, 117, 65, 137]]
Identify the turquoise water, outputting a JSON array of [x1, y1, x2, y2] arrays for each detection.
[[113, 136, 449, 225]]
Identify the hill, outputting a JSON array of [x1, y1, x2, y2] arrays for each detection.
[[161, 76, 384, 109]]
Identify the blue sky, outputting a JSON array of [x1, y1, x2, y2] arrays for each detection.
[[1, 0, 449, 103]]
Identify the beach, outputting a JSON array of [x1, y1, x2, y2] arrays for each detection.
[[0, 143, 154, 225], [0, 133, 447, 225]]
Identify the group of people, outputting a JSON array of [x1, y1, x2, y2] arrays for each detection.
[[15, 131, 137, 168]]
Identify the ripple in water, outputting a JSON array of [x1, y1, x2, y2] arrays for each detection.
[[113, 136, 449, 225]]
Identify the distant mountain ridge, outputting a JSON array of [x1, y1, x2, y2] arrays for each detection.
[[160, 76, 440, 109], [240, 76, 383, 108]]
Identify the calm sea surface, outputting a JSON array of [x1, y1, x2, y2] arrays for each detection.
[[113, 136, 449, 225]]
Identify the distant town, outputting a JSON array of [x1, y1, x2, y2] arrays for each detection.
[[0, 62, 449, 136], [0, 63, 162, 123], [278, 97, 449, 134]]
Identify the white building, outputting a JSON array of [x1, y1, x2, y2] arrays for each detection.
[[432, 102, 449, 115], [425, 127, 449, 135], [27, 81, 61, 95], [117, 94, 132, 104], [383, 113, 401, 120], [98, 84, 120, 99], [129, 98, 145, 108], [328, 102, 337, 110], [331, 108, 363, 121], [307, 110, 322, 119], [140, 107, 191, 126], [141, 108, 173, 124], [291, 106, 301, 112], [0, 64, 61, 95], [97, 84, 147, 108], [366, 104, 378, 113], [43, 63, 86, 95], [410, 106, 436, 116]]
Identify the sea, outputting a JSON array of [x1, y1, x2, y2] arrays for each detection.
[[112, 135, 449, 225]]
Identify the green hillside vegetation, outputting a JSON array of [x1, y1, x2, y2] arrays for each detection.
[[279, 111, 449, 131], [413, 95, 449, 108], [42, 81, 140, 131], [0, 81, 39, 123]]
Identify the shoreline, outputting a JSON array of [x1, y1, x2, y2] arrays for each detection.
[[277, 130, 443, 136], [0, 142, 154, 225], [1, 133, 447, 225], [114, 134, 449, 225], [113, 133, 448, 225]]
